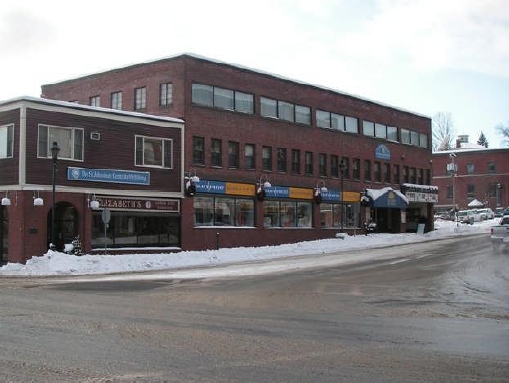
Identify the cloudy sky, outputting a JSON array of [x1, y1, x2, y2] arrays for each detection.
[[1, 0, 508, 147]]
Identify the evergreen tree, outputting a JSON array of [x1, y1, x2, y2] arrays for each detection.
[[477, 131, 489, 148]]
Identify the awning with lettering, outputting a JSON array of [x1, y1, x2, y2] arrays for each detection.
[[366, 187, 408, 209]]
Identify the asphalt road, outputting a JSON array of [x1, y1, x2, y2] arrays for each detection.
[[0, 234, 508, 382]]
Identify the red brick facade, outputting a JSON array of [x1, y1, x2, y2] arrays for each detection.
[[433, 148, 509, 211], [40, 54, 435, 252]]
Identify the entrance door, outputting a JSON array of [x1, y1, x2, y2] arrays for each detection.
[[47, 202, 79, 251]]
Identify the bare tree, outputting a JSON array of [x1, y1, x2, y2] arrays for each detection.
[[432, 112, 455, 151], [496, 122, 509, 147]]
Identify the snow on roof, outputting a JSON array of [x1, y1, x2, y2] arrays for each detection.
[[0, 96, 184, 124], [366, 187, 409, 204], [43, 52, 430, 121], [401, 183, 438, 192]]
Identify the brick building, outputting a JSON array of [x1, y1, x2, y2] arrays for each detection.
[[0, 97, 183, 264], [432, 139, 509, 212], [41, 53, 435, 251]]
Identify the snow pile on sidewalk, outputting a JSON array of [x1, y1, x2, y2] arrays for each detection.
[[0, 219, 491, 276]]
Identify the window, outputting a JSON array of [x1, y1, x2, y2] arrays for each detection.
[[341, 157, 349, 179], [89, 96, 100, 107], [411, 131, 419, 146], [410, 167, 417, 183], [211, 138, 222, 167], [262, 146, 272, 171], [134, 87, 146, 110], [111, 92, 122, 110], [364, 160, 371, 181], [321, 203, 360, 229], [401, 129, 410, 144], [383, 163, 391, 183], [319, 153, 327, 177], [393, 164, 400, 184], [375, 123, 387, 139], [467, 184, 475, 198], [446, 185, 453, 199], [419, 133, 428, 148], [235, 91, 254, 114], [245, 144, 255, 169], [291, 149, 301, 174], [425, 169, 431, 185], [263, 201, 312, 228], [260, 97, 277, 118], [214, 87, 234, 110], [331, 113, 345, 131], [192, 84, 213, 106], [135, 135, 172, 168], [295, 105, 311, 125], [403, 166, 409, 183], [345, 116, 359, 133], [38, 124, 83, 161], [387, 126, 398, 141], [316, 110, 330, 129], [488, 162, 496, 174], [160, 83, 173, 106], [363, 120, 375, 137], [0, 124, 14, 158], [194, 197, 254, 227], [305, 151, 313, 175], [374, 161, 381, 182], [467, 163, 474, 175], [417, 168, 423, 184], [277, 148, 287, 172], [193, 136, 204, 165], [330, 155, 339, 178], [278, 101, 294, 122], [228, 141, 239, 168], [352, 158, 360, 180]]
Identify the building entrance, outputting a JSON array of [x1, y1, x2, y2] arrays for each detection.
[[47, 202, 79, 251]]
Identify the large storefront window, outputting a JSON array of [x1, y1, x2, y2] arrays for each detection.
[[91, 212, 179, 248], [263, 201, 312, 228], [194, 196, 254, 227], [320, 203, 360, 228]]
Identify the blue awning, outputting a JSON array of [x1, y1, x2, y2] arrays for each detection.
[[366, 187, 408, 209]]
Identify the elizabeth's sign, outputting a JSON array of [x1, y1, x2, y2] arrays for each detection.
[[95, 196, 180, 212]]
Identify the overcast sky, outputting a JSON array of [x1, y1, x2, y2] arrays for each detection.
[[1, 0, 508, 147]]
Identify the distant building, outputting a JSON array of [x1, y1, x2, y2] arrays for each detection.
[[39, 53, 435, 252], [433, 135, 509, 212]]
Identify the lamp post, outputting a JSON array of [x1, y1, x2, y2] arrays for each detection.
[[50, 141, 60, 250], [339, 160, 346, 232], [497, 183, 502, 207], [448, 153, 457, 226]]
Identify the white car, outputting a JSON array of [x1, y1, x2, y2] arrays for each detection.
[[457, 209, 482, 224], [477, 208, 494, 220]]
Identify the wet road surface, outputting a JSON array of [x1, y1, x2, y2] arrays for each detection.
[[0, 234, 508, 381]]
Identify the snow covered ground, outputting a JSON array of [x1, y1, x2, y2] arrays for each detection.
[[0, 219, 494, 277]]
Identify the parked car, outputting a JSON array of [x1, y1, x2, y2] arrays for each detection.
[[491, 215, 509, 252], [477, 208, 495, 220], [495, 207, 505, 218], [457, 210, 475, 224]]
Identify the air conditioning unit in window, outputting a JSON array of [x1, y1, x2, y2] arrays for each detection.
[[90, 132, 101, 141]]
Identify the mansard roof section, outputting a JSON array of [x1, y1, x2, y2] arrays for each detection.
[[41, 52, 430, 122], [0, 96, 184, 125]]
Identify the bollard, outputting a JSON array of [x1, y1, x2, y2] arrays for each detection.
[[216, 232, 220, 250]]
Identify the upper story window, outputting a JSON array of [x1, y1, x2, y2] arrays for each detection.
[[134, 87, 147, 110], [211, 138, 222, 167], [488, 162, 496, 174], [363, 120, 375, 137], [261, 97, 311, 125], [0, 124, 14, 159], [89, 96, 100, 107], [160, 83, 173, 106], [419, 133, 428, 148], [305, 151, 313, 176], [341, 157, 350, 179], [364, 160, 371, 181], [393, 164, 400, 184], [387, 126, 398, 141], [245, 144, 255, 170], [467, 163, 474, 175], [319, 153, 327, 177], [291, 149, 301, 174], [277, 148, 287, 173], [228, 141, 239, 168], [111, 91, 122, 110], [317, 110, 358, 133], [345, 116, 359, 133], [374, 161, 381, 182], [401, 128, 410, 145], [375, 123, 387, 139], [192, 83, 254, 114], [193, 136, 205, 165], [262, 146, 272, 171], [352, 158, 360, 180], [331, 155, 339, 178], [135, 135, 173, 168], [411, 131, 419, 146], [38, 124, 84, 161]]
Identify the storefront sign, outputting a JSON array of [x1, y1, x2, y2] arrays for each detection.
[[289, 187, 313, 200], [95, 196, 180, 212], [265, 186, 290, 199], [225, 182, 255, 196], [68, 167, 150, 185], [405, 192, 439, 203], [320, 190, 341, 202], [375, 144, 391, 160]]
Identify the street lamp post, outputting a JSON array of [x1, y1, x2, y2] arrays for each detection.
[[339, 160, 346, 232], [497, 183, 502, 207], [50, 141, 60, 250], [448, 153, 457, 226]]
